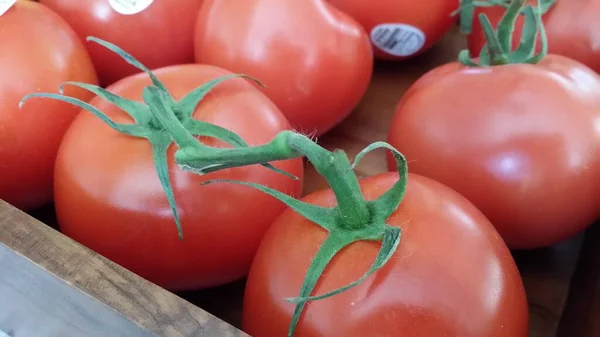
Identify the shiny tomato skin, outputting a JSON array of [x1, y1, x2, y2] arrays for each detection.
[[468, 0, 600, 73], [387, 56, 600, 249], [39, 0, 203, 86], [243, 172, 528, 337], [0, 1, 97, 211], [327, 0, 458, 60], [193, 0, 373, 137], [54, 65, 304, 291]]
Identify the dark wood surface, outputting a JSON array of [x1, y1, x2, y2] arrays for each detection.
[[556, 222, 600, 337], [0, 27, 597, 337], [0, 199, 247, 337]]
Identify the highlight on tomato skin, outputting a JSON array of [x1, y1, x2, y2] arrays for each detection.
[[193, 0, 373, 137], [242, 173, 529, 337], [327, 0, 459, 60], [39, 0, 204, 86], [0, 0, 98, 211]]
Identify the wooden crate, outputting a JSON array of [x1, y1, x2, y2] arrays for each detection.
[[1, 28, 599, 337]]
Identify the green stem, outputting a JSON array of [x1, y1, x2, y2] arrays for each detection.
[[176, 131, 371, 229], [18, 36, 298, 239], [458, 0, 549, 66], [457, 0, 556, 34], [142, 86, 207, 150]]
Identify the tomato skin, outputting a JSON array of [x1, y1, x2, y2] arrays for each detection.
[[327, 0, 458, 60], [0, 1, 97, 211], [386, 56, 600, 249], [193, 0, 373, 136], [54, 65, 304, 291], [243, 173, 528, 337], [39, 0, 203, 86], [468, 0, 600, 73]]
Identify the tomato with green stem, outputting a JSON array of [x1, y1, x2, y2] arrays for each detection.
[[193, 0, 373, 136], [39, 0, 203, 86], [461, 0, 600, 73], [0, 0, 97, 211], [388, 0, 600, 249], [21, 37, 303, 291], [145, 76, 528, 336], [242, 171, 528, 337], [327, 0, 459, 60]]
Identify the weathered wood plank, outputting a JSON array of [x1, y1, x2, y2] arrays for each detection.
[[0, 199, 247, 337]]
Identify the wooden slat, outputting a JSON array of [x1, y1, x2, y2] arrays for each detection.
[[0, 199, 247, 337], [0, 243, 154, 337]]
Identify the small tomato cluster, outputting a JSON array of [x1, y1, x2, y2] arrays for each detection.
[[1, 0, 599, 336]]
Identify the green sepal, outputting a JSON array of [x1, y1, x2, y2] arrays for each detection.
[[86, 37, 170, 95], [524, 3, 548, 64], [458, 0, 549, 66], [149, 132, 184, 239], [284, 234, 348, 337], [287, 226, 401, 303], [176, 74, 264, 119], [59, 81, 151, 124], [200, 179, 336, 232], [19, 93, 148, 137], [456, 0, 556, 35], [352, 142, 408, 222]]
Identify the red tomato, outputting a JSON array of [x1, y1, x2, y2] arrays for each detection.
[[327, 0, 458, 60], [0, 1, 97, 211], [243, 172, 528, 336], [39, 0, 203, 86], [386, 55, 600, 249], [467, 0, 600, 73], [53, 64, 304, 291], [193, 0, 373, 136]]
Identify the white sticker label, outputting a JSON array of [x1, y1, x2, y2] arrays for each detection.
[[370, 23, 426, 57], [0, 0, 16, 17], [108, 0, 154, 15]]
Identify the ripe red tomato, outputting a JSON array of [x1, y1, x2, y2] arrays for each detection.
[[0, 1, 97, 211], [243, 172, 528, 336], [387, 55, 600, 249], [39, 0, 203, 86], [53, 64, 304, 291], [327, 0, 458, 60], [467, 0, 600, 73], [193, 0, 373, 136]]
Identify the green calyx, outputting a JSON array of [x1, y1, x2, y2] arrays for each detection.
[[152, 80, 410, 336], [19, 36, 297, 239], [178, 133, 408, 337], [458, 0, 549, 67], [456, 0, 556, 34]]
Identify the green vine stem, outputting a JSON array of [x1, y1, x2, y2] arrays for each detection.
[[19, 36, 298, 240], [145, 62, 411, 337], [457, 0, 548, 66], [456, 0, 556, 35], [19, 35, 412, 337], [178, 134, 408, 337]]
